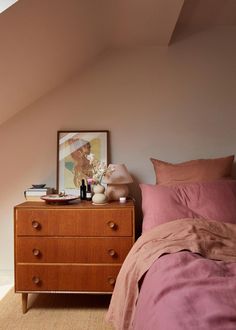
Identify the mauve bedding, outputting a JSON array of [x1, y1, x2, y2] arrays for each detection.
[[106, 179, 236, 329], [133, 251, 236, 330], [140, 180, 236, 232], [106, 218, 236, 330]]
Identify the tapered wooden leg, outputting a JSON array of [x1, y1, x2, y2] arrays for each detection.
[[22, 293, 28, 313]]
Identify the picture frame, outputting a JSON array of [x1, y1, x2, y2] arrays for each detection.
[[57, 130, 109, 195]]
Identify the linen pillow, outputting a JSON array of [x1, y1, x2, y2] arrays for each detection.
[[150, 155, 234, 185], [182, 180, 236, 223], [140, 180, 236, 233], [140, 183, 196, 232]]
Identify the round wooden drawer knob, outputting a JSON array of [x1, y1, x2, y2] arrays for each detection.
[[108, 249, 117, 257], [108, 277, 116, 286], [32, 276, 41, 285], [107, 221, 117, 230], [32, 249, 41, 257], [32, 220, 41, 230]]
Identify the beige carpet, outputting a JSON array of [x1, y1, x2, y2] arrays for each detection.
[[0, 289, 113, 330]]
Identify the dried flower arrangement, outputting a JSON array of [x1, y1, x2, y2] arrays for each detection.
[[87, 154, 114, 184]]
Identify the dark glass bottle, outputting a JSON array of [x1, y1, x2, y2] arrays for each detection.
[[86, 183, 92, 201], [80, 179, 86, 200]]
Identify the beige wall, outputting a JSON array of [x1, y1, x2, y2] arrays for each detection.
[[1, 26, 236, 270]]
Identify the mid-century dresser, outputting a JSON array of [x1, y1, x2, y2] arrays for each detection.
[[14, 200, 135, 313]]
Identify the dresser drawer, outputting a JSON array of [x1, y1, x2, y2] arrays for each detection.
[[15, 264, 120, 292], [15, 209, 133, 236], [16, 237, 133, 263]]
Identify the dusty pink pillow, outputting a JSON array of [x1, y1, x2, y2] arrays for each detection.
[[150, 155, 234, 185], [178, 180, 236, 223], [140, 180, 236, 233], [140, 184, 196, 232]]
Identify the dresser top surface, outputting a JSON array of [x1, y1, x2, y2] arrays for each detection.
[[15, 200, 135, 210]]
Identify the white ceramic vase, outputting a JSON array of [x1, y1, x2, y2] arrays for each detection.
[[92, 184, 107, 204]]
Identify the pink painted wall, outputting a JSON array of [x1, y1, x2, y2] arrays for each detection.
[[1, 26, 236, 270]]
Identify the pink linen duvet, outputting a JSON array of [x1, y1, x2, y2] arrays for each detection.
[[133, 251, 236, 330], [106, 218, 236, 330]]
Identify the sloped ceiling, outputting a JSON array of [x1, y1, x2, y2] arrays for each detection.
[[0, 0, 235, 126]]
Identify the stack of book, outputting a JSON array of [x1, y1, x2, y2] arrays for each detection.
[[24, 187, 53, 201]]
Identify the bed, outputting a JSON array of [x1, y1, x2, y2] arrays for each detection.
[[106, 155, 236, 329]]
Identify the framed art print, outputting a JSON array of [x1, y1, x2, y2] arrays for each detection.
[[57, 130, 108, 195]]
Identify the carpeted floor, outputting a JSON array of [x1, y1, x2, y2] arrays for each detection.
[[0, 289, 113, 330]]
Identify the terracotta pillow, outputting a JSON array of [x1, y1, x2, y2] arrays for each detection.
[[150, 155, 234, 185]]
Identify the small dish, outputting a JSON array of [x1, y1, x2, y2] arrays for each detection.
[[32, 184, 46, 189], [41, 194, 79, 204]]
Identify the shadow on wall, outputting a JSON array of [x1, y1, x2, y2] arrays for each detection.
[[129, 178, 142, 239], [232, 163, 236, 179]]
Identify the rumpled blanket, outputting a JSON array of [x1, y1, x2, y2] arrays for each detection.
[[105, 218, 236, 330]]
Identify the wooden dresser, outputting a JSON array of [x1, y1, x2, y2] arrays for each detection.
[[14, 200, 135, 313]]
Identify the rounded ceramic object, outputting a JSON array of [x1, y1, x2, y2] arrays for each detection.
[[32, 184, 46, 188], [92, 193, 107, 204], [93, 184, 105, 194]]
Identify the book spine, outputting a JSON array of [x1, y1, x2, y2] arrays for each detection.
[[24, 188, 53, 197], [25, 196, 44, 201], [26, 189, 48, 193], [25, 191, 48, 196]]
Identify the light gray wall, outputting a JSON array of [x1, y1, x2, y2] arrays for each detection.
[[1, 26, 236, 270]]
